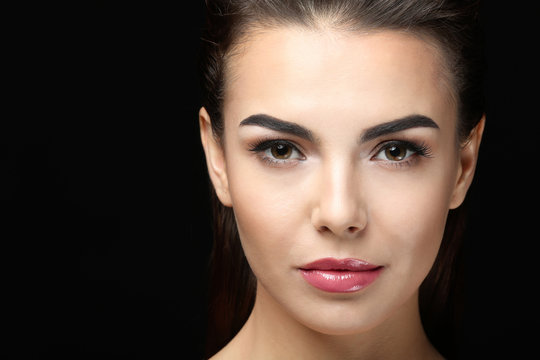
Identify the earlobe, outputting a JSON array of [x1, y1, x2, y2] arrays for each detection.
[[449, 115, 486, 209], [199, 107, 233, 207]]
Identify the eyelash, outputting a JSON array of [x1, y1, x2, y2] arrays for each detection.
[[371, 140, 433, 168], [248, 138, 433, 168], [248, 139, 305, 167]]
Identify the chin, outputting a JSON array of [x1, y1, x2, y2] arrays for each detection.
[[301, 317, 381, 336], [292, 300, 388, 336]]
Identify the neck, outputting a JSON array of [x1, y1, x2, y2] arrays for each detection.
[[218, 283, 441, 360]]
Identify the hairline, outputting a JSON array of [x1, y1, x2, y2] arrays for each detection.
[[220, 21, 460, 144], [224, 20, 458, 96]]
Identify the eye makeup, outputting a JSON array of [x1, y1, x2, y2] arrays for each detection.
[[248, 136, 433, 169], [248, 138, 306, 167], [371, 139, 433, 168]]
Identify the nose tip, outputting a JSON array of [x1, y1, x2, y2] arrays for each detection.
[[311, 205, 366, 238], [310, 161, 367, 238]]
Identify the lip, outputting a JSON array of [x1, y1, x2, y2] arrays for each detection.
[[299, 257, 383, 293]]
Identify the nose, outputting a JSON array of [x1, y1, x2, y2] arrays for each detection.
[[311, 160, 367, 237]]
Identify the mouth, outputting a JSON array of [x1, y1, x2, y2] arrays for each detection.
[[299, 257, 383, 293]]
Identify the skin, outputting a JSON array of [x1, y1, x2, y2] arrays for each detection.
[[200, 27, 484, 359]]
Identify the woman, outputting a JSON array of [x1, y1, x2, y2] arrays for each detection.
[[198, 0, 485, 358]]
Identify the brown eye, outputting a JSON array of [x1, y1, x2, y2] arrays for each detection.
[[373, 140, 431, 164], [384, 144, 407, 161], [250, 139, 305, 165], [271, 143, 293, 159]]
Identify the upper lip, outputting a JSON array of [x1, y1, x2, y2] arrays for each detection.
[[300, 257, 381, 271]]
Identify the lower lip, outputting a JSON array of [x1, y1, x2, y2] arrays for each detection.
[[300, 268, 383, 293]]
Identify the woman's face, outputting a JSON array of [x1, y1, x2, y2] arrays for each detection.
[[201, 28, 479, 335]]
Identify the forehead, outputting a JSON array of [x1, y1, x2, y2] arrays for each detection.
[[223, 27, 455, 129]]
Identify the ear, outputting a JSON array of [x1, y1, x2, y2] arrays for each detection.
[[199, 107, 233, 207], [449, 115, 486, 209]]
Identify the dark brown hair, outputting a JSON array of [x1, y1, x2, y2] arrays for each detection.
[[199, 1, 484, 358]]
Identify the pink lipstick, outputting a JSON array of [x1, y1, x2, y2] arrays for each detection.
[[299, 258, 383, 293]]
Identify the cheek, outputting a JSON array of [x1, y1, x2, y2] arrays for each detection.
[[227, 164, 306, 278], [368, 164, 457, 279]]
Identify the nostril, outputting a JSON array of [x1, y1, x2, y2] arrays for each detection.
[[347, 226, 360, 233], [318, 225, 330, 233], [317, 225, 362, 235]]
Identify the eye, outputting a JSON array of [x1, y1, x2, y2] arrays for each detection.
[[270, 142, 293, 159], [373, 140, 430, 162], [264, 141, 302, 160], [249, 139, 305, 165], [379, 144, 412, 161]]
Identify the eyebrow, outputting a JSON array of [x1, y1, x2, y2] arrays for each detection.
[[239, 114, 315, 142], [239, 113, 439, 143], [360, 114, 439, 143]]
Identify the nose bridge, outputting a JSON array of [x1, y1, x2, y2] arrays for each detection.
[[322, 158, 354, 212], [313, 156, 365, 235]]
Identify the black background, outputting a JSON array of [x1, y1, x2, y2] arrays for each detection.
[[6, 1, 538, 359]]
